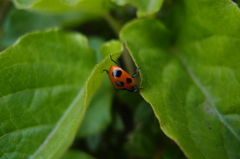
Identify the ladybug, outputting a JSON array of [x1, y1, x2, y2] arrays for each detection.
[[102, 55, 142, 92]]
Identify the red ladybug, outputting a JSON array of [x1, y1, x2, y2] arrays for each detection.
[[102, 55, 142, 92]]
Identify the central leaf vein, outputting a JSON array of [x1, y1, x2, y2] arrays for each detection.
[[176, 53, 240, 142]]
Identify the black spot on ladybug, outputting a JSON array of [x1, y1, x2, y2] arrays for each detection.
[[126, 78, 132, 84], [115, 81, 124, 87], [112, 69, 122, 77]]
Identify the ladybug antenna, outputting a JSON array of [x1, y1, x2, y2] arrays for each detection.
[[102, 69, 108, 74], [110, 55, 120, 67]]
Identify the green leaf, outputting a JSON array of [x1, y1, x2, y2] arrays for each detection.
[[88, 36, 105, 62], [125, 130, 157, 157], [134, 101, 154, 123], [1, 8, 97, 47], [100, 40, 123, 58], [0, 29, 120, 159], [77, 40, 122, 138], [111, 0, 163, 17], [61, 150, 96, 159], [85, 134, 102, 152], [124, 100, 178, 158], [12, 0, 111, 14], [124, 101, 160, 157], [12, 0, 39, 8], [160, 144, 187, 159], [77, 81, 112, 137], [120, 1, 240, 157]]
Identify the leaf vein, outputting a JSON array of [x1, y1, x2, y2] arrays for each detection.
[[29, 88, 85, 158], [176, 53, 240, 142], [0, 124, 53, 141]]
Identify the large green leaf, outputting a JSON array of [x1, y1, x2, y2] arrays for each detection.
[[0, 29, 120, 159], [120, 0, 240, 158], [12, 0, 111, 14], [111, 0, 163, 17]]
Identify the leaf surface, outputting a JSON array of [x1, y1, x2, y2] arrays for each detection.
[[0, 30, 120, 159], [120, 0, 240, 157], [111, 0, 163, 17], [12, 0, 111, 14]]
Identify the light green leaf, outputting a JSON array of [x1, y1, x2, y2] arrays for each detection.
[[111, 0, 163, 17], [12, 0, 111, 14], [1, 8, 97, 47], [120, 0, 240, 157], [0, 29, 120, 159], [100, 40, 123, 58], [12, 0, 39, 8], [77, 40, 123, 138]]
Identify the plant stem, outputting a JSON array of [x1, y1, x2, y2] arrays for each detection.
[[104, 13, 135, 74], [0, 1, 10, 25], [0, 1, 11, 50], [103, 13, 121, 37]]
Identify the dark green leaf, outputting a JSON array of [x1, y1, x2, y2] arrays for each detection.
[[160, 144, 187, 159], [124, 101, 170, 158], [61, 150, 96, 159], [1, 8, 97, 47]]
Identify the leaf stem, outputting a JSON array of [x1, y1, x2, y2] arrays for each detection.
[[103, 13, 121, 37], [0, 1, 10, 50], [103, 13, 135, 74], [0, 1, 10, 29]]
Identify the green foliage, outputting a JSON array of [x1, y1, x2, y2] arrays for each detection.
[[0, 0, 240, 158], [12, 0, 111, 14], [0, 30, 96, 158], [60, 150, 96, 159], [1, 8, 97, 46], [111, 0, 164, 17]]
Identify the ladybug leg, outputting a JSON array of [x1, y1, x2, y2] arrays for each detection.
[[132, 67, 141, 78], [102, 69, 109, 74], [110, 55, 120, 67], [136, 85, 143, 90], [127, 86, 137, 92], [127, 85, 143, 92]]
